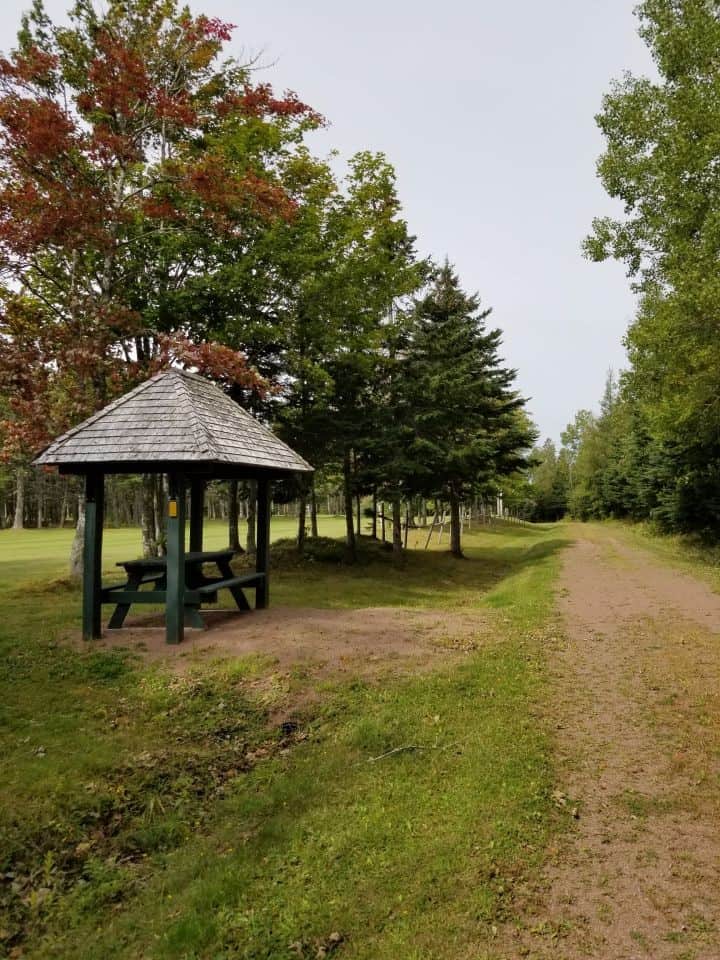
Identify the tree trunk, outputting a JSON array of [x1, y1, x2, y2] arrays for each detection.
[[228, 480, 240, 551], [297, 493, 307, 553], [380, 502, 386, 543], [420, 499, 427, 527], [141, 475, 158, 558], [355, 494, 361, 537], [13, 467, 25, 529], [246, 480, 257, 556], [36, 481, 43, 529], [371, 489, 378, 539], [343, 450, 356, 562], [392, 496, 403, 558], [449, 485, 463, 558], [310, 483, 319, 538], [69, 495, 85, 579]]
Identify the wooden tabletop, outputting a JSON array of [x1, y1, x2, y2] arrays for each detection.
[[117, 549, 235, 569]]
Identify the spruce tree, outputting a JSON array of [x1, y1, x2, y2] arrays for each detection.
[[404, 263, 534, 556]]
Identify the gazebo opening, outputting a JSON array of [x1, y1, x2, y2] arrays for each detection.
[[32, 369, 313, 644]]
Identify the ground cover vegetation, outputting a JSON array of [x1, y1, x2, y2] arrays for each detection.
[[0, 519, 567, 959], [0, 0, 534, 563]]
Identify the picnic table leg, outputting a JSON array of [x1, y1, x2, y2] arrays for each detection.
[[217, 558, 251, 612], [166, 472, 186, 644], [256, 477, 271, 609], [184, 605, 206, 629], [107, 570, 142, 629], [181, 556, 205, 628]]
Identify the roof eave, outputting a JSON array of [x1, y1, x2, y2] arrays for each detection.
[[49, 458, 314, 478]]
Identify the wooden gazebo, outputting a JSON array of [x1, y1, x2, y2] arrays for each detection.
[[33, 369, 313, 644]]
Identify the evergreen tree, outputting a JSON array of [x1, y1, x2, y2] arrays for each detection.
[[404, 263, 534, 556], [528, 439, 569, 521]]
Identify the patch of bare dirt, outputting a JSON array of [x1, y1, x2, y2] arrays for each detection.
[[95, 605, 484, 679], [504, 529, 720, 960]]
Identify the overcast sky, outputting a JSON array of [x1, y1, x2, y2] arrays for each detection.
[[1, 0, 655, 442]]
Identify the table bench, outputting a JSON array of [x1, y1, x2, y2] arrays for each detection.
[[101, 549, 265, 630]]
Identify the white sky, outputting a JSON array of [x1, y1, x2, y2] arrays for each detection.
[[1, 0, 655, 442]]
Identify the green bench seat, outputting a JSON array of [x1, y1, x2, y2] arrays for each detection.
[[196, 572, 265, 600]]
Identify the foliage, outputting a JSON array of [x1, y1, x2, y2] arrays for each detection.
[[583, 0, 720, 536], [0, 0, 321, 459], [527, 438, 569, 522], [397, 263, 535, 555], [315, 154, 428, 557], [241, 150, 429, 556]]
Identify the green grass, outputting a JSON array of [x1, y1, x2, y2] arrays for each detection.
[[0, 516, 348, 588], [0, 518, 569, 959]]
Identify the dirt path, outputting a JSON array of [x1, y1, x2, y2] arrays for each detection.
[[97, 605, 483, 676], [505, 527, 720, 960]]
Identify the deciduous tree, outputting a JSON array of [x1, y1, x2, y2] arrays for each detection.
[[584, 0, 720, 534], [0, 0, 321, 462]]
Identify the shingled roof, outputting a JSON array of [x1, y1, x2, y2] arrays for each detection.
[[33, 369, 313, 475]]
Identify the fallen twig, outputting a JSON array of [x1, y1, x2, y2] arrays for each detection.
[[365, 744, 426, 763], [362, 738, 467, 764]]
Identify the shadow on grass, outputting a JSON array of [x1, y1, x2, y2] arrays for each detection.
[[0, 525, 574, 636], [272, 530, 574, 611]]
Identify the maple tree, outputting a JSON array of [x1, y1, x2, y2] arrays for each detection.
[[0, 0, 322, 461]]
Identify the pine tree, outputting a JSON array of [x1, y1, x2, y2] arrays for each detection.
[[404, 263, 534, 556]]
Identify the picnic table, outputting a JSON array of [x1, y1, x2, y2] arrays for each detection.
[[101, 549, 265, 630]]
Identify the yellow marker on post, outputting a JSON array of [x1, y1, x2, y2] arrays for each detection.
[[168, 499, 178, 518]]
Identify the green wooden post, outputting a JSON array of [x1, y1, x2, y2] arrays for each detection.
[[166, 472, 186, 644], [189, 477, 205, 553], [82, 471, 104, 640], [256, 476, 271, 609]]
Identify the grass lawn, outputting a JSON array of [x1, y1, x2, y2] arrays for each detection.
[[0, 518, 570, 959], [0, 516, 348, 588]]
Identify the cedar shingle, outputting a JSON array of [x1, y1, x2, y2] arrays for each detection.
[[33, 370, 313, 475]]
